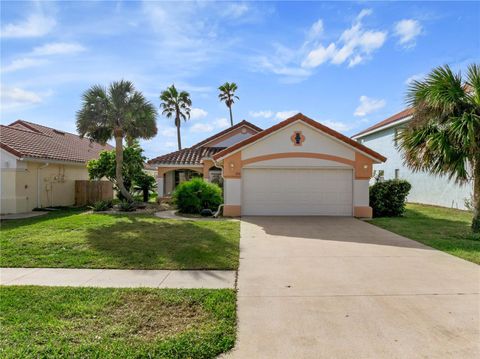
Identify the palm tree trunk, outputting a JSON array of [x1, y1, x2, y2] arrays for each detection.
[[472, 155, 480, 232], [114, 128, 133, 202], [228, 105, 233, 127], [176, 117, 182, 150]]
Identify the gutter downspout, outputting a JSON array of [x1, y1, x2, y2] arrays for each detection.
[[37, 163, 49, 208]]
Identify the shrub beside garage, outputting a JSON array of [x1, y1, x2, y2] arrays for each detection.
[[370, 179, 412, 217], [173, 178, 223, 214]]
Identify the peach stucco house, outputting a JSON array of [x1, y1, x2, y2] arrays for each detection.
[[148, 113, 386, 218]]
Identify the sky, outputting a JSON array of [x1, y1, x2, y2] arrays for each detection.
[[1, 1, 479, 159]]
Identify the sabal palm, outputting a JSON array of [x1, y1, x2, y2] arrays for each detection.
[[160, 85, 192, 150], [218, 82, 239, 127], [76, 80, 157, 201], [398, 64, 480, 232]]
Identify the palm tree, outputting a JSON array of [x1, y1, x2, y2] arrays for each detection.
[[160, 85, 192, 150], [218, 82, 239, 127], [398, 64, 480, 232], [76, 80, 157, 202]]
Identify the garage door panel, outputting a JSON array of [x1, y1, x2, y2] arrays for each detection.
[[242, 168, 353, 216]]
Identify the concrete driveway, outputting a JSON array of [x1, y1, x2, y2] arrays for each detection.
[[226, 217, 479, 359]]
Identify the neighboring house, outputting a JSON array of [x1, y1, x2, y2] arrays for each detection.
[[149, 114, 386, 218], [352, 109, 473, 210], [0, 120, 113, 214]]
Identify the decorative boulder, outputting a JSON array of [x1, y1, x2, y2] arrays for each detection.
[[200, 208, 214, 217]]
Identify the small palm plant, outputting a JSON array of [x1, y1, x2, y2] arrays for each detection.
[[398, 64, 480, 232], [218, 82, 239, 127], [77, 80, 157, 202], [160, 85, 192, 150]]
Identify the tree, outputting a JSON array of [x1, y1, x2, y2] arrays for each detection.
[[77, 80, 157, 202], [133, 172, 157, 202], [398, 64, 480, 232], [87, 143, 146, 200], [218, 82, 239, 127], [160, 85, 191, 150]]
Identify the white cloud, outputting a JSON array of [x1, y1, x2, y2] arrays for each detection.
[[189, 107, 208, 120], [304, 10, 387, 69], [0, 85, 49, 110], [249, 110, 274, 118], [260, 9, 387, 80], [321, 120, 353, 132], [354, 96, 386, 117], [0, 14, 56, 38], [189, 117, 230, 133], [307, 19, 324, 41], [222, 3, 249, 18], [190, 123, 214, 133], [160, 127, 177, 137], [214, 118, 230, 129], [394, 19, 422, 47], [275, 111, 298, 120], [31, 42, 86, 56], [302, 43, 336, 68], [1, 57, 48, 73], [405, 73, 425, 85]]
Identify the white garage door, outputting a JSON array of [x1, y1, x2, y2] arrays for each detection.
[[242, 168, 353, 216]]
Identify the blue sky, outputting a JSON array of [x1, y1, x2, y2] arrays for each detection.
[[1, 1, 479, 159]]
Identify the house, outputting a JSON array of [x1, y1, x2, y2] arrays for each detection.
[[352, 109, 473, 210], [149, 113, 386, 217], [0, 120, 113, 214]]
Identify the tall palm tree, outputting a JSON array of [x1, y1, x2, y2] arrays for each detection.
[[398, 64, 480, 232], [76, 80, 157, 202], [160, 85, 192, 150], [218, 82, 239, 127]]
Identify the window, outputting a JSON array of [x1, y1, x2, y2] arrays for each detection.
[[394, 128, 398, 146], [395, 169, 400, 179]]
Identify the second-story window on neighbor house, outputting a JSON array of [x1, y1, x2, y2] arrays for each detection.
[[394, 128, 399, 146], [395, 169, 400, 179]]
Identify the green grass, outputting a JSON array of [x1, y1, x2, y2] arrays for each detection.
[[0, 209, 239, 269], [369, 203, 480, 264], [0, 286, 236, 359]]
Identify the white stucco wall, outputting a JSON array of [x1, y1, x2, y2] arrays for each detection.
[[224, 178, 241, 205], [358, 126, 472, 209], [1, 152, 91, 214], [242, 122, 355, 161], [243, 157, 352, 169]]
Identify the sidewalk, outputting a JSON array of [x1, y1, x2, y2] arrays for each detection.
[[0, 268, 236, 289]]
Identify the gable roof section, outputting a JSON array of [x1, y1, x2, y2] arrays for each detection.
[[213, 113, 386, 162], [352, 108, 413, 139], [0, 120, 113, 163], [148, 146, 225, 166], [191, 120, 262, 148]]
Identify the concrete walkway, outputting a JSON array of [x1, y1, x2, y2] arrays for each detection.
[[225, 216, 479, 359], [0, 268, 235, 288]]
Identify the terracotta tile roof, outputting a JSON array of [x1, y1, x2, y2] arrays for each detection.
[[0, 120, 113, 163], [191, 120, 262, 148], [213, 113, 387, 162], [352, 108, 413, 138], [148, 146, 226, 166]]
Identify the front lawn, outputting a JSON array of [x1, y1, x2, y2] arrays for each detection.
[[0, 286, 236, 359], [369, 203, 480, 264], [0, 209, 239, 269]]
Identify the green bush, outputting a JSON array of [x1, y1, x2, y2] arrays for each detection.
[[173, 178, 223, 214], [370, 179, 412, 217], [90, 200, 112, 212], [118, 200, 136, 212]]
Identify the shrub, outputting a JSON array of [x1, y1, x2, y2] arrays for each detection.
[[370, 179, 412, 217], [173, 178, 223, 214], [90, 200, 112, 212], [118, 200, 136, 212]]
